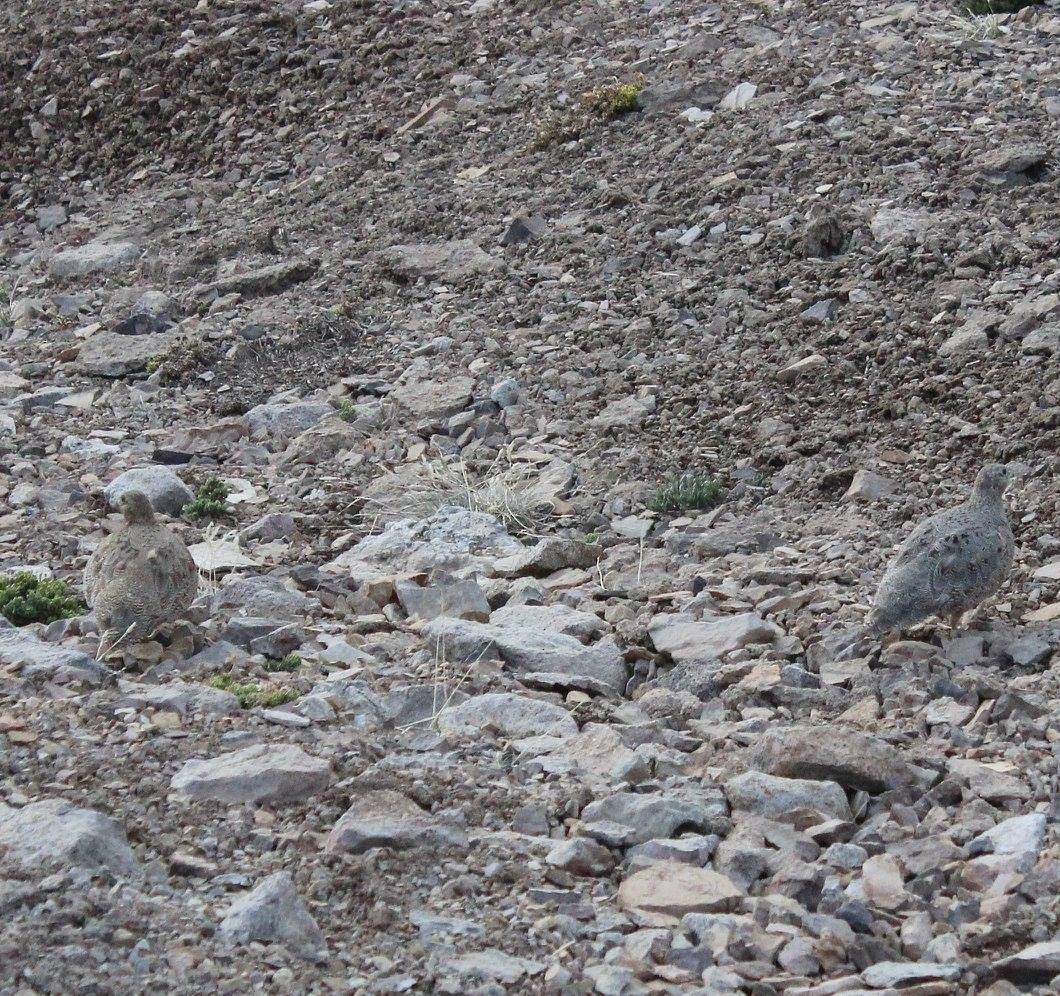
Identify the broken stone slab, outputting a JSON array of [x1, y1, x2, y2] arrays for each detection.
[[648, 612, 783, 663], [380, 240, 500, 282], [618, 862, 743, 917], [77, 330, 178, 377], [117, 680, 241, 716], [390, 376, 475, 421], [591, 394, 656, 430], [0, 799, 138, 875], [744, 726, 928, 794], [218, 871, 325, 957], [844, 469, 898, 501], [188, 540, 262, 573], [978, 143, 1048, 183], [394, 575, 490, 622], [0, 626, 112, 685], [860, 852, 908, 910], [968, 813, 1047, 857], [326, 507, 522, 581], [189, 258, 317, 300], [422, 616, 627, 693], [488, 603, 605, 641], [545, 837, 614, 876], [104, 465, 194, 516], [170, 743, 332, 805], [492, 537, 602, 577], [49, 241, 141, 279], [861, 961, 961, 988], [440, 949, 545, 986], [211, 575, 318, 620], [724, 771, 851, 822], [869, 207, 936, 245], [581, 789, 729, 845], [436, 692, 577, 738], [326, 789, 468, 854], [244, 399, 332, 444], [993, 940, 1060, 984], [947, 758, 1030, 802], [778, 354, 827, 383]]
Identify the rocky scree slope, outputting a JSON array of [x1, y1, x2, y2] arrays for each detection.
[[0, 0, 1059, 993]]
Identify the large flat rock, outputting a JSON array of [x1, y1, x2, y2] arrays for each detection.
[[744, 725, 928, 794], [171, 743, 331, 805], [49, 241, 140, 279], [436, 692, 577, 738], [423, 617, 627, 694], [326, 790, 468, 854], [618, 862, 743, 917], [77, 330, 178, 377], [649, 612, 782, 662], [0, 626, 111, 685], [0, 799, 138, 875]]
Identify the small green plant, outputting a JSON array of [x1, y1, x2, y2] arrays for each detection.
[[0, 572, 84, 626], [184, 477, 231, 520], [648, 473, 722, 513], [206, 674, 299, 708], [146, 356, 163, 374], [533, 78, 644, 149], [335, 398, 357, 422], [265, 653, 302, 673], [582, 80, 643, 119]]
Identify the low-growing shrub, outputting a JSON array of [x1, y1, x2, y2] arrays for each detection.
[[0, 572, 83, 626], [184, 477, 231, 520], [648, 473, 722, 513]]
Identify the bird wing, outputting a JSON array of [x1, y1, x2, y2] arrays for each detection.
[[154, 535, 199, 613], [83, 533, 121, 604], [920, 519, 1011, 608]]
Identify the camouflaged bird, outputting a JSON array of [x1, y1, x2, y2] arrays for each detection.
[[84, 490, 198, 653], [868, 464, 1013, 636]]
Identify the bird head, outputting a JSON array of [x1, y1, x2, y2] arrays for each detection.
[[973, 463, 1009, 502], [118, 490, 156, 524]]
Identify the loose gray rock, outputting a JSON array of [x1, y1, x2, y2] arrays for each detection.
[[724, 771, 851, 821], [381, 240, 499, 282], [0, 799, 138, 875], [77, 330, 177, 377], [545, 838, 614, 877], [104, 466, 194, 516], [326, 790, 468, 854], [436, 692, 577, 738], [423, 617, 627, 693], [744, 726, 926, 793], [581, 789, 729, 845], [218, 871, 325, 957], [170, 744, 332, 805], [49, 241, 140, 278], [0, 626, 111, 685]]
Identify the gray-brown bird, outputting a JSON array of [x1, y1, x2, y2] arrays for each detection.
[[868, 463, 1013, 638], [84, 490, 199, 655]]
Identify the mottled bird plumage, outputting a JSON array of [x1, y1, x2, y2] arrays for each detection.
[[84, 490, 198, 645], [868, 464, 1013, 634]]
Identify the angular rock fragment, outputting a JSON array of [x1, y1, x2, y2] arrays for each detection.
[[618, 862, 742, 917], [171, 744, 331, 805], [326, 790, 467, 854], [744, 726, 926, 793], [436, 692, 577, 738], [0, 799, 138, 875], [219, 872, 325, 957]]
